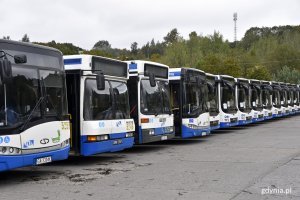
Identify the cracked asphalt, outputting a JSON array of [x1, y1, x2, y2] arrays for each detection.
[[1, 115, 300, 200]]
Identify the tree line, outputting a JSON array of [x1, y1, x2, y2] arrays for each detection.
[[3, 25, 300, 83]]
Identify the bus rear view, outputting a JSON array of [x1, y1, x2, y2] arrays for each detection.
[[127, 61, 175, 144], [169, 68, 210, 138], [64, 55, 135, 156], [0, 40, 70, 171]]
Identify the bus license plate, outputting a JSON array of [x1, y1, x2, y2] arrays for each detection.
[[36, 156, 52, 165], [161, 136, 168, 140], [202, 132, 207, 136]]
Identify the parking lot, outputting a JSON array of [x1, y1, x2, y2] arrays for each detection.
[[1, 115, 300, 200]]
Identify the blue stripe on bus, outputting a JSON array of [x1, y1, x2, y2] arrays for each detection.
[[181, 125, 210, 138], [64, 58, 82, 65], [129, 63, 137, 70], [169, 71, 181, 77]]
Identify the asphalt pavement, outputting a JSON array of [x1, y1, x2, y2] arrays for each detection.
[[1, 115, 300, 200]]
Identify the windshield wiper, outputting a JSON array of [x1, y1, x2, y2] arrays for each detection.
[[19, 96, 44, 131], [41, 77, 62, 120]]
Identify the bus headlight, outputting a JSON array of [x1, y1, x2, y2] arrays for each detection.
[[97, 135, 109, 141], [61, 139, 70, 148], [163, 126, 173, 133], [149, 129, 155, 135], [0, 146, 22, 155], [125, 132, 134, 138]]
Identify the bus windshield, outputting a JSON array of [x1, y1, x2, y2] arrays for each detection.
[[272, 89, 281, 108], [280, 90, 288, 107], [84, 79, 130, 120], [237, 83, 251, 112], [288, 90, 294, 106], [221, 79, 236, 114], [293, 90, 299, 105], [250, 85, 263, 111], [262, 88, 272, 109], [140, 79, 171, 115], [0, 49, 67, 130], [182, 81, 208, 118]]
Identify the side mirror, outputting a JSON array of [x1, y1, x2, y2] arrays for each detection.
[[14, 54, 27, 64], [149, 73, 156, 87], [96, 73, 105, 90], [0, 58, 12, 84]]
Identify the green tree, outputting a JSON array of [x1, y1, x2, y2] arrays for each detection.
[[163, 28, 179, 46], [93, 40, 111, 50], [21, 34, 30, 42], [274, 66, 300, 83], [246, 65, 272, 80], [130, 42, 138, 55]]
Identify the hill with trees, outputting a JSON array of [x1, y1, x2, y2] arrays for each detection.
[[3, 25, 300, 83]]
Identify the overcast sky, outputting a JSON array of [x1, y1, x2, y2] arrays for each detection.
[[1, 0, 299, 50]]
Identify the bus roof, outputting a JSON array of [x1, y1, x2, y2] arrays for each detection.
[[64, 55, 128, 79], [126, 60, 169, 77], [0, 39, 62, 55]]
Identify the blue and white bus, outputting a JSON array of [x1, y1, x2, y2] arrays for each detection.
[[235, 78, 252, 125], [127, 61, 175, 144], [216, 75, 238, 128], [279, 82, 290, 116], [64, 55, 135, 156], [0, 39, 70, 171], [270, 82, 283, 118], [206, 73, 220, 130], [249, 79, 264, 122], [261, 81, 273, 120], [169, 68, 210, 138]]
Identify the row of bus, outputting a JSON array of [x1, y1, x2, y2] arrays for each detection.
[[0, 40, 299, 172]]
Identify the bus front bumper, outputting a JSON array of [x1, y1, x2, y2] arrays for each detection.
[[81, 136, 134, 156], [181, 126, 211, 138], [0, 146, 70, 172]]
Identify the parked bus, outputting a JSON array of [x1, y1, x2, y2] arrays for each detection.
[[216, 75, 238, 128], [235, 78, 252, 125], [261, 81, 273, 120], [169, 68, 210, 138], [0, 39, 70, 171], [64, 55, 135, 156], [249, 79, 264, 122], [270, 82, 283, 118], [206, 73, 220, 130], [127, 61, 174, 144], [279, 82, 290, 116]]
